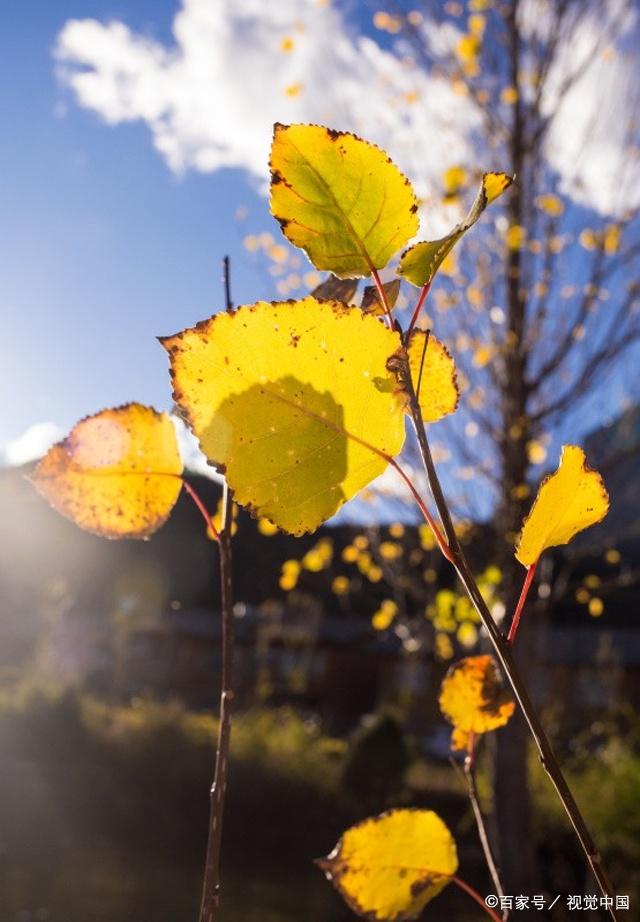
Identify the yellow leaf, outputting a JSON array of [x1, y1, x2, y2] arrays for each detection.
[[589, 597, 604, 617], [536, 194, 564, 216], [579, 229, 599, 251], [603, 224, 620, 254], [284, 82, 302, 97], [405, 330, 459, 422], [318, 809, 458, 920], [332, 575, 350, 595], [506, 224, 526, 249], [439, 655, 515, 740], [515, 445, 609, 566], [451, 727, 471, 752], [443, 165, 466, 196], [31, 404, 183, 538], [161, 298, 405, 536], [399, 172, 513, 287], [500, 86, 518, 105], [257, 517, 279, 536], [270, 124, 419, 278]]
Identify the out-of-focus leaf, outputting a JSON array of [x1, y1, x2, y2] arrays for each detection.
[[31, 404, 183, 538], [270, 123, 419, 278], [439, 654, 515, 750], [318, 808, 458, 920]]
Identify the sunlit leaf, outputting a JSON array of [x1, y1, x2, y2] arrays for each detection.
[[31, 404, 183, 539], [439, 655, 515, 746], [405, 330, 459, 423], [318, 809, 458, 920], [161, 298, 405, 536], [398, 172, 513, 287], [270, 123, 419, 278], [515, 445, 609, 566], [360, 278, 401, 315]]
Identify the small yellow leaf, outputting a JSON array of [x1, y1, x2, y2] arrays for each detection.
[[451, 727, 471, 752], [536, 194, 564, 216], [257, 517, 279, 536], [399, 172, 513, 287], [404, 330, 459, 423], [500, 86, 518, 105], [270, 124, 419, 278], [318, 809, 458, 920], [506, 224, 526, 249], [161, 298, 406, 536], [332, 575, 350, 595], [603, 224, 620, 254], [284, 83, 302, 97], [443, 165, 466, 196], [31, 404, 183, 539], [439, 655, 515, 741], [515, 445, 609, 566]]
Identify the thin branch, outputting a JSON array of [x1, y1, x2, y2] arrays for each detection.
[[199, 481, 234, 922], [464, 758, 508, 918], [396, 345, 619, 919], [199, 257, 236, 922]]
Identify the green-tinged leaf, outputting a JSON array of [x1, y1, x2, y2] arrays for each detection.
[[318, 808, 458, 921], [161, 297, 406, 536], [31, 404, 183, 539], [270, 123, 419, 278], [399, 172, 513, 287]]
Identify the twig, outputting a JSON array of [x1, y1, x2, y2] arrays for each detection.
[[198, 258, 236, 922], [396, 346, 618, 920], [464, 757, 508, 918]]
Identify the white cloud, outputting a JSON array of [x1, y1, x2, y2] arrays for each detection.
[[54, 0, 639, 223], [2, 422, 65, 466], [54, 0, 479, 235]]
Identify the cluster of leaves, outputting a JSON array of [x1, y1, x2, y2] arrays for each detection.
[[31, 124, 611, 921]]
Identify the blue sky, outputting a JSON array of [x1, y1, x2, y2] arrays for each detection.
[[3, 0, 638, 524], [2, 1, 274, 452]]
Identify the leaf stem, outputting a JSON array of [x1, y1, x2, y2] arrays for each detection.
[[408, 282, 431, 333], [506, 562, 537, 645], [451, 875, 502, 922], [182, 479, 219, 540], [199, 480, 234, 922], [388, 459, 453, 562], [397, 348, 618, 920], [371, 267, 394, 326]]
